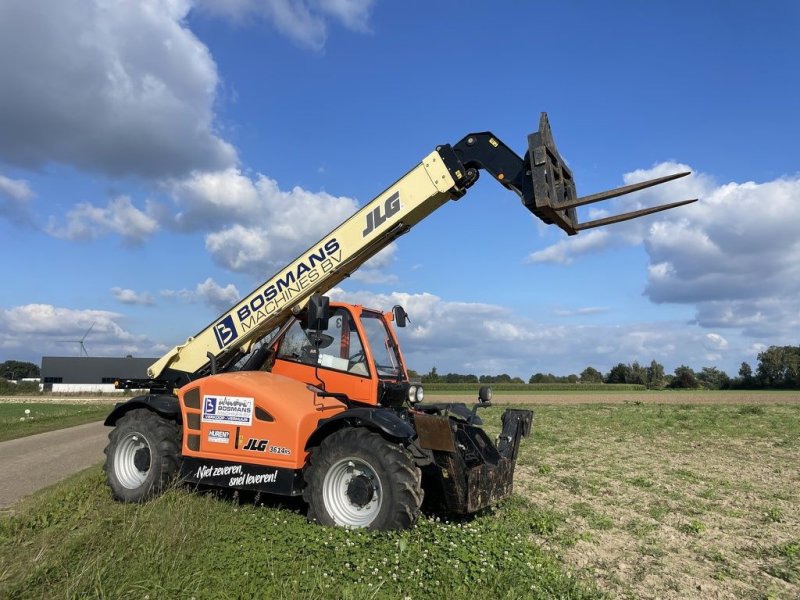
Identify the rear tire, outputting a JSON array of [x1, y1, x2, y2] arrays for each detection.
[[104, 409, 181, 502], [304, 428, 422, 530]]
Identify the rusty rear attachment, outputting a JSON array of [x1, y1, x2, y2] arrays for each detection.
[[413, 395, 533, 514]]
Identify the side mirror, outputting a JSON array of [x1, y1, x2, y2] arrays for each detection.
[[392, 305, 410, 328], [307, 295, 330, 331]]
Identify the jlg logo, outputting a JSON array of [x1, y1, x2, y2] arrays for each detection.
[[362, 191, 401, 237], [243, 438, 268, 452]]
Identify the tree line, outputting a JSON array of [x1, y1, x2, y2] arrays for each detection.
[[3, 346, 799, 390], [411, 345, 800, 390]]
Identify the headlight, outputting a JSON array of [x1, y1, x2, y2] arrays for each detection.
[[407, 385, 424, 404]]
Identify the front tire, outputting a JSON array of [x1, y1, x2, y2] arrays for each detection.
[[304, 428, 423, 530], [104, 409, 181, 502]]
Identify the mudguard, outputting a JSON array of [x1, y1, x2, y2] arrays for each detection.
[[305, 407, 414, 449], [104, 394, 181, 426]]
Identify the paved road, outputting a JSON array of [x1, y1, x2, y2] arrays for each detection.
[[0, 421, 109, 509]]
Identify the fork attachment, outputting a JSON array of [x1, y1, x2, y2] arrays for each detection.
[[450, 113, 696, 235]]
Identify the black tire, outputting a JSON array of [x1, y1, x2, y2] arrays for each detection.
[[304, 428, 423, 530], [104, 408, 181, 503]]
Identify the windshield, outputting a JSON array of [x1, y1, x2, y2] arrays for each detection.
[[360, 312, 403, 379]]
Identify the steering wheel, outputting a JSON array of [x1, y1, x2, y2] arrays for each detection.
[[349, 349, 366, 364]]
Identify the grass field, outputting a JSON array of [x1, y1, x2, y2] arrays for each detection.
[[506, 403, 800, 599], [0, 400, 798, 599], [0, 403, 111, 442]]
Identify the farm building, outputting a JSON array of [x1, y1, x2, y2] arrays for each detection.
[[40, 356, 157, 392]]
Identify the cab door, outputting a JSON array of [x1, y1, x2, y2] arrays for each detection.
[[271, 307, 377, 405]]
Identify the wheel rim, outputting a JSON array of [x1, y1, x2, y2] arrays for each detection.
[[322, 457, 383, 527], [114, 431, 151, 489]]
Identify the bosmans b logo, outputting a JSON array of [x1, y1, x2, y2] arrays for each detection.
[[213, 315, 238, 348]]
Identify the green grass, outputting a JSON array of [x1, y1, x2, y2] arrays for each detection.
[[0, 469, 602, 600], [3, 401, 799, 599], [0, 403, 111, 442]]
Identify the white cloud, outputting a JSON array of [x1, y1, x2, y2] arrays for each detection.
[[0, 175, 34, 201], [318, 0, 375, 32], [527, 230, 610, 265], [111, 287, 155, 306], [528, 163, 800, 343], [193, 0, 376, 50], [351, 243, 398, 284], [168, 169, 358, 273], [161, 277, 240, 313], [553, 306, 609, 317], [0, 174, 35, 224], [47, 196, 158, 243], [0, 303, 154, 359], [0, 0, 236, 178], [327, 287, 747, 376]]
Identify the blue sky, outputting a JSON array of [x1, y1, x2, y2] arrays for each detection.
[[1, 0, 798, 378]]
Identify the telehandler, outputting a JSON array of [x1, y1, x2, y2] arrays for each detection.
[[104, 114, 695, 529]]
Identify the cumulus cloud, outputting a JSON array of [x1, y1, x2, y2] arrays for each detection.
[[0, 303, 153, 359], [161, 277, 241, 313], [163, 168, 357, 273], [326, 287, 750, 376], [527, 230, 611, 265], [111, 287, 156, 306], [0, 174, 35, 224], [0, 175, 34, 201], [351, 244, 399, 284], [528, 162, 800, 343], [553, 306, 609, 317], [47, 196, 158, 244], [0, 0, 236, 178], [193, 0, 376, 50]]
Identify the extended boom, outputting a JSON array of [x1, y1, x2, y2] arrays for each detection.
[[148, 113, 696, 389]]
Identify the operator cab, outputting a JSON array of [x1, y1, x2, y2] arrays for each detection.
[[269, 300, 409, 406]]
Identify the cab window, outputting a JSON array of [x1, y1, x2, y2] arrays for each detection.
[[276, 308, 369, 376]]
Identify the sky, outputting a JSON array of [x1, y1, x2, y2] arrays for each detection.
[[0, 0, 798, 379]]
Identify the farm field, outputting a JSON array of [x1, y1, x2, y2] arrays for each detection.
[[430, 390, 800, 405], [506, 402, 800, 599], [0, 398, 798, 599]]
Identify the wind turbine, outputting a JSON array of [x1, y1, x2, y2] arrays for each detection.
[[58, 322, 94, 357]]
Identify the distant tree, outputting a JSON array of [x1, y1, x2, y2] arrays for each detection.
[[646, 360, 665, 389], [756, 345, 800, 388], [407, 368, 420, 380], [0, 360, 40, 380], [697, 366, 730, 390], [669, 365, 699, 389], [605, 363, 630, 384], [628, 361, 648, 386], [566, 374, 579, 384], [510, 376, 524, 384], [421, 366, 440, 383], [738, 362, 753, 384], [580, 366, 603, 384], [529, 373, 558, 384]]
